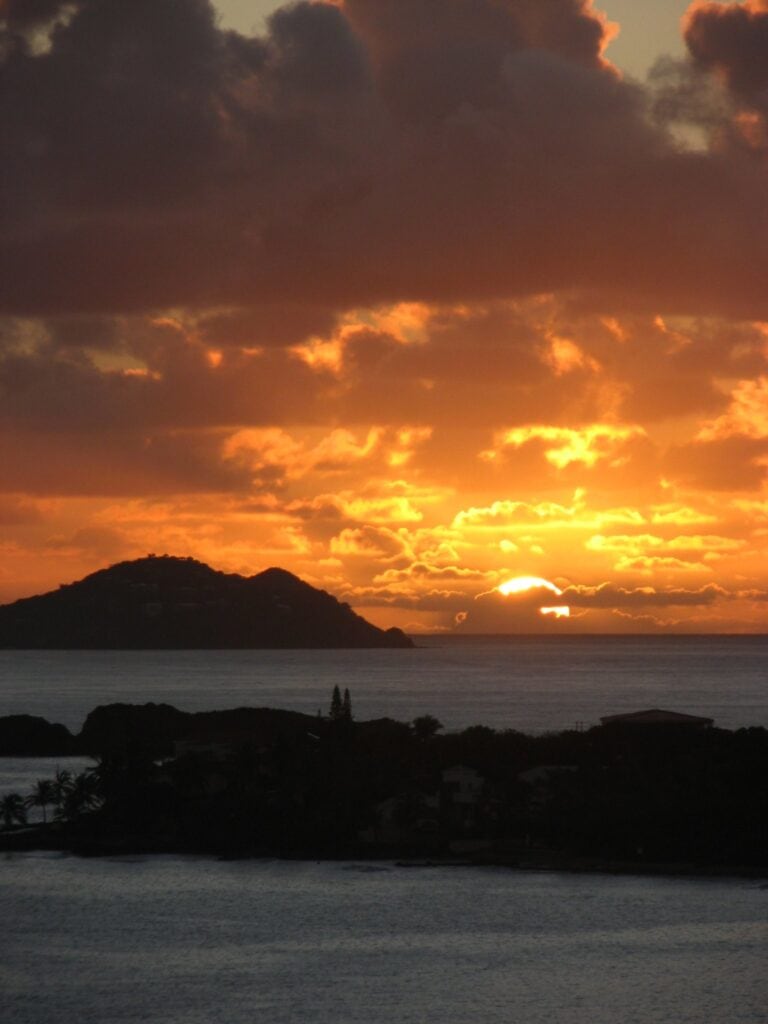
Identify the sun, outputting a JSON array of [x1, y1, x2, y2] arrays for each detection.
[[497, 576, 571, 619], [498, 575, 562, 597]]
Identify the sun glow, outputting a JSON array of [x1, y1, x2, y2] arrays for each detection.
[[497, 576, 570, 619], [498, 575, 562, 597], [540, 605, 571, 619]]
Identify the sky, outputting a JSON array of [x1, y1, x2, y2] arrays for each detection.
[[1, 0, 768, 634], [214, 0, 727, 79]]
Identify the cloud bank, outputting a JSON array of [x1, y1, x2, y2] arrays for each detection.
[[2, 1, 768, 631], [1, 0, 767, 317]]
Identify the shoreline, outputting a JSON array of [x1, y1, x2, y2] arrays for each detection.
[[3, 704, 765, 876], [2, 826, 766, 882]]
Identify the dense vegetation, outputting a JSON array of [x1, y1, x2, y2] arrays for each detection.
[[2, 694, 766, 872]]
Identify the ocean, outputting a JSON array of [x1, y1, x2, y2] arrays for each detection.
[[1, 855, 766, 1024], [1, 634, 766, 735], [1, 636, 766, 1023]]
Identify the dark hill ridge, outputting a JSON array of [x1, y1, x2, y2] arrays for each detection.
[[0, 555, 413, 649], [78, 702, 321, 757]]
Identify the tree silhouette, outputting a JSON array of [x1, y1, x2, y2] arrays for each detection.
[[58, 771, 101, 822], [26, 778, 56, 825], [342, 688, 352, 722], [330, 685, 343, 720], [52, 767, 73, 813], [1, 793, 27, 830], [411, 715, 443, 741]]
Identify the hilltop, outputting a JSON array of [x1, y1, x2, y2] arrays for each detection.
[[0, 556, 412, 649]]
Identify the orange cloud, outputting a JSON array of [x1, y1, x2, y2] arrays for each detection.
[[542, 335, 601, 376], [453, 493, 646, 531], [482, 424, 646, 469], [612, 556, 710, 573], [586, 532, 744, 555], [564, 582, 727, 607], [584, 531, 749, 574], [2, 1, 768, 630], [651, 503, 718, 525], [329, 526, 406, 559], [374, 564, 497, 587], [697, 376, 768, 440]]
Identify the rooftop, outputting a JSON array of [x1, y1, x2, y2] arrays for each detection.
[[600, 708, 714, 727]]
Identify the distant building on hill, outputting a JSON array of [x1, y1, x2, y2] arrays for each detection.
[[600, 708, 714, 728]]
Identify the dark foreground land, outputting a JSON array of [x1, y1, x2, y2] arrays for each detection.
[[2, 700, 766, 876]]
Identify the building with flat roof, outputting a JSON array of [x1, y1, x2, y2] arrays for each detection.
[[600, 708, 714, 728]]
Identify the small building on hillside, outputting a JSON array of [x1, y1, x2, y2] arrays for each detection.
[[442, 765, 484, 804], [173, 731, 265, 760], [600, 708, 714, 728], [441, 765, 485, 830], [518, 765, 577, 786], [358, 791, 441, 846]]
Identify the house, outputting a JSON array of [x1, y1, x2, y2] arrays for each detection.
[[600, 708, 714, 728], [174, 729, 269, 760], [441, 765, 484, 803], [358, 791, 441, 846], [517, 765, 577, 819], [441, 765, 484, 830], [518, 765, 577, 786]]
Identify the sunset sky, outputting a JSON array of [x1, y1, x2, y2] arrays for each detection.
[[2, 0, 768, 633]]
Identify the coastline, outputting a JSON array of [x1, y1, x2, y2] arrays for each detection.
[[3, 824, 766, 882], [2, 701, 767, 877]]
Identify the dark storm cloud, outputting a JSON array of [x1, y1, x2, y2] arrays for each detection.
[[340, 0, 609, 122], [0, 0, 66, 30], [197, 305, 337, 348], [0, 340, 327, 432], [0, 0, 369, 312], [0, 423, 257, 496], [0, 0, 767, 319], [44, 315, 123, 350], [684, 0, 768, 105]]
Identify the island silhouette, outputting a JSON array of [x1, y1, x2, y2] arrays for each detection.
[[0, 555, 412, 649], [1, 696, 766, 876]]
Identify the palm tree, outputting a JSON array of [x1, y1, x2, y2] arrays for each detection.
[[52, 767, 73, 815], [1, 793, 28, 830], [58, 771, 101, 822], [86, 754, 126, 803], [26, 779, 57, 825]]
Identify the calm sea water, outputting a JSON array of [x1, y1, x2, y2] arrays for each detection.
[[1, 855, 766, 1024], [1, 635, 766, 735], [2, 636, 766, 800], [2, 639, 766, 1022]]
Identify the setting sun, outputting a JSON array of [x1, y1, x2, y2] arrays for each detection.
[[497, 576, 571, 620], [498, 576, 563, 597]]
